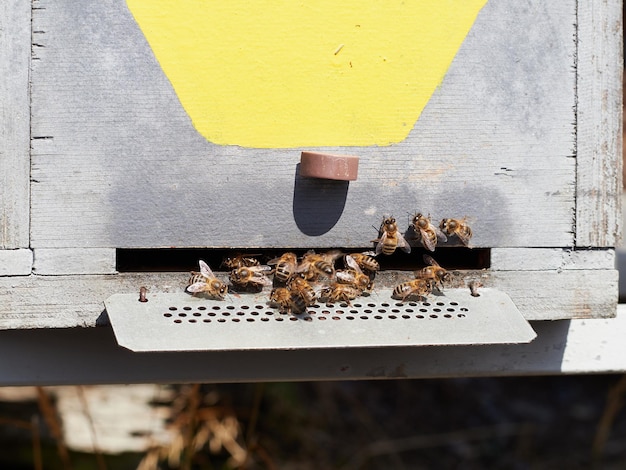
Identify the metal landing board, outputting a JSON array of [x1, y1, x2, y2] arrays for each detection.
[[105, 288, 536, 352]]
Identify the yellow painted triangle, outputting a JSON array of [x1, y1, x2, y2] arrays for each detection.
[[127, 1, 487, 148]]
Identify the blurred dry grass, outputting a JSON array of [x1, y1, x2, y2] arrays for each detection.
[[1, 376, 626, 469]]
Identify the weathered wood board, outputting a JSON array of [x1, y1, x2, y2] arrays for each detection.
[[576, 0, 623, 247], [0, 0, 31, 250], [30, 0, 578, 249], [0, 0, 619, 329], [0, 266, 617, 330]]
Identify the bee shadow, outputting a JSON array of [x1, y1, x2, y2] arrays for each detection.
[[292, 163, 350, 236]]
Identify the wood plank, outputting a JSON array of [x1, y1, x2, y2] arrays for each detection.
[[1, 309, 626, 385], [491, 248, 615, 271], [492, 270, 617, 320], [0, 0, 30, 249], [575, 0, 623, 247], [30, 0, 577, 250], [0, 249, 32, 276], [33, 248, 116, 275], [0, 267, 615, 330]]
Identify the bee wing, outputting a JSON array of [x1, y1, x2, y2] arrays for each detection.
[[198, 260, 215, 277], [186, 282, 207, 293], [435, 226, 448, 243], [361, 250, 377, 257], [418, 229, 436, 251], [253, 275, 273, 286], [374, 232, 388, 255], [296, 261, 311, 273], [336, 270, 355, 283], [423, 254, 440, 267], [322, 249, 344, 262], [344, 254, 363, 273], [250, 265, 273, 274], [456, 228, 473, 246], [396, 233, 412, 253]]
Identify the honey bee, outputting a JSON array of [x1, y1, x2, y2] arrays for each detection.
[[319, 283, 362, 304], [373, 216, 411, 255], [269, 287, 293, 313], [287, 276, 317, 313], [392, 278, 434, 303], [348, 252, 380, 274], [267, 252, 298, 284], [297, 250, 342, 281], [186, 260, 228, 300], [336, 255, 374, 293], [415, 254, 449, 290], [221, 254, 260, 270], [440, 217, 473, 246], [229, 265, 273, 290], [412, 213, 447, 252]]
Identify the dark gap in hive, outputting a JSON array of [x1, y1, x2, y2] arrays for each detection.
[[116, 247, 490, 272]]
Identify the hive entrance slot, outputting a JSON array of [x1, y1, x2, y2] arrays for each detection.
[[116, 247, 490, 272]]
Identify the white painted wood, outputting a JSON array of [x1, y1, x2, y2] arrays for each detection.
[[491, 248, 615, 271], [0, 249, 32, 276], [0, 0, 30, 249], [560, 248, 615, 270], [30, 0, 577, 250], [52, 385, 171, 453], [491, 248, 564, 271], [33, 248, 117, 275], [0, 268, 616, 330], [492, 270, 617, 320], [0, 308, 625, 385], [575, 0, 622, 247]]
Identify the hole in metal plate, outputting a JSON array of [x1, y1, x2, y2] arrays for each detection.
[[105, 288, 536, 352]]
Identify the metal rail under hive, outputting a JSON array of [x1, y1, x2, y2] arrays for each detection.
[[105, 288, 536, 352]]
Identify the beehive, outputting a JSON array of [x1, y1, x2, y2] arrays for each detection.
[[0, 0, 621, 337]]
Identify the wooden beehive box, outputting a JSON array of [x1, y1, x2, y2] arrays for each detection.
[[0, 0, 621, 331]]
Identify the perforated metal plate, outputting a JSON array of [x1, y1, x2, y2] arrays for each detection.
[[105, 288, 536, 352]]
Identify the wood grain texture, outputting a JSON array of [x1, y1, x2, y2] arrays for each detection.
[[2, 312, 626, 384], [33, 248, 117, 275], [30, 0, 577, 250], [0, 0, 30, 249], [575, 0, 623, 247], [491, 248, 615, 271], [0, 268, 616, 330], [0, 249, 33, 276], [0, 305, 626, 384]]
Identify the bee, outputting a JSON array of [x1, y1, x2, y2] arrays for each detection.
[[373, 216, 411, 256], [186, 260, 228, 300], [287, 276, 317, 313], [415, 254, 449, 290], [348, 252, 380, 274], [336, 254, 374, 293], [222, 254, 261, 270], [267, 252, 298, 284], [229, 265, 273, 290], [392, 278, 434, 303], [412, 213, 447, 252], [440, 217, 473, 246], [319, 283, 362, 304], [297, 250, 342, 281], [269, 287, 294, 313]]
